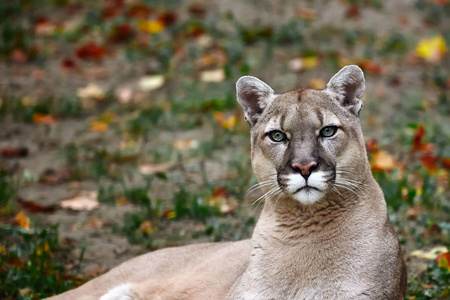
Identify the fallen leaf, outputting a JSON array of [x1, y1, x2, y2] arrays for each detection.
[[213, 111, 238, 129], [410, 246, 448, 260], [139, 220, 153, 234], [115, 86, 134, 104], [416, 35, 447, 63], [138, 75, 165, 91], [365, 140, 378, 153], [90, 121, 108, 132], [60, 191, 99, 211], [370, 150, 396, 172], [76, 42, 107, 61], [116, 197, 127, 206], [17, 197, 57, 213], [15, 211, 30, 230], [1, 147, 29, 158], [358, 60, 383, 75], [345, 4, 360, 18], [84, 217, 103, 229], [189, 2, 207, 18], [200, 69, 225, 82], [295, 8, 316, 20], [173, 139, 199, 150], [11, 49, 27, 63], [443, 158, 450, 169], [139, 162, 173, 175], [39, 168, 69, 185], [77, 83, 105, 100], [158, 11, 177, 26], [109, 24, 135, 43], [288, 56, 318, 72], [420, 154, 438, 174], [412, 125, 434, 152], [138, 20, 165, 33], [61, 59, 77, 70], [308, 79, 326, 89], [127, 4, 153, 18], [33, 113, 56, 124], [437, 251, 450, 270], [35, 18, 57, 36], [31, 69, 45, 80]]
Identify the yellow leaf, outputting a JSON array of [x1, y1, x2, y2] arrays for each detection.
[[15, 211, 30, 230], [166, 211, 176, 219], [302, 56, 318, 69], [214, 111, 238, 129], [416, 35, 447, 63], [90, 121, 108, 132], [33, 113, 56, 125], [139, 220, 153, 234], [115, 197, 127, 206], [308, 79, 326, 89], [0, 245, 6, 254], [139, 20, 164, 33], [370, 150, 396, 172], [410, 246, 448, 260]]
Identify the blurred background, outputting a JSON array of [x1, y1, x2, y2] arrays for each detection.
[[0, 0, 449, 298]]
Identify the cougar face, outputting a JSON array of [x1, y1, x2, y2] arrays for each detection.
[[237, 66, 368, 205]]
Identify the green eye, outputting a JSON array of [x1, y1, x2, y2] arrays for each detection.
[[268, 131, 287, 142], [320, 126, 338, 137]]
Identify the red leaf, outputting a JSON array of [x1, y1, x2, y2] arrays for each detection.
[[212, 187, 228, 198], [17, 197, 57, 213], [412, 125, 426, 151], [1, 147, 29, 158], [365, 139, 378, 153], [109, 24, 135, 43], [358, 60, 383, 75], [188, 3, 207, 18], [126, 4, 153, 18], [61, 58, 77, 69], [443, 158, 450, 169], [345, 4, 360, 18], [158, 11, 177, 26], [420, 154, 439, 174], [76, 42, 107, 61]]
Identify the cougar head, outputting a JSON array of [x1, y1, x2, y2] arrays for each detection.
[[237, 65, 369, 205]]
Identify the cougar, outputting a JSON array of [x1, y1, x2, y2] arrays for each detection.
[[47, 65, 406, 300]]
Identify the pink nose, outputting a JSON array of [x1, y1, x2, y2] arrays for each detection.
[[292, 162, 317, 176]]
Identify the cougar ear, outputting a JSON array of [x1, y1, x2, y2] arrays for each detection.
[[326, 65, 365, 116], [236, 76, 276, 126]]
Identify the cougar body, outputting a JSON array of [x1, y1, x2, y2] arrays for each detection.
[[47, 66, 406, 300]]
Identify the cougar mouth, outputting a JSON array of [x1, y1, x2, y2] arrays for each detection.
[[294, 186, 320, 194]]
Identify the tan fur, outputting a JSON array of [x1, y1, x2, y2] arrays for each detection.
[[47, 66, 406, 300]]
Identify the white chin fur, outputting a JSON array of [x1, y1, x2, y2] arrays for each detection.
[[100, 283, 134, 300], [285, 172, 327, 204]]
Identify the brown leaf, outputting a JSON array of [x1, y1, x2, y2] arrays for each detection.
[[1, 147, 29, 158], [60, 191, 99, 211], [33, 113, 56, 125], [61, 58, 77, 70], [158, 11, 177, 26], [358, 60, 383, 75], [420, 154, 439, 174], [15, 211, 30, 230], [437, 251, 450, 270], [370, 150, 396, 172], [109, 24, 135, 43], [345, 4, 360, 18], [188, 2, 207, 18], [139, 162, 173, 175], [17, 197, 57, 213], [76, 42, 107, 61], [295, 8, 316, 20]]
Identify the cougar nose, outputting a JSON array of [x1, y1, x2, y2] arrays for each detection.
[[292, 162, 318, 179]]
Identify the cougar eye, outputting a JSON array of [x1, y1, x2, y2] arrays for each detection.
[[320, 126, 338, 137], [268, 130, 287, 142]]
